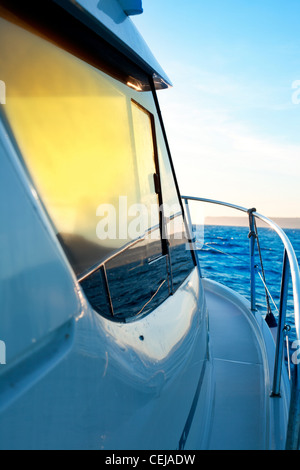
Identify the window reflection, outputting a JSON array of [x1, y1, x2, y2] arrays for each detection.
[[80, 234, 170, 321], [106, 237, 170, 320], [166, 215, 196, 292], [156, 125, 196, 293], [80, 267, 112, 318], [1, 13, 196, 322]]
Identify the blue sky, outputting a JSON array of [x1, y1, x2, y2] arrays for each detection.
[[133, 0, 300, 219]]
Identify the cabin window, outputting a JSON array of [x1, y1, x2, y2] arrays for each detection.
[[156, 132, 196, 291], [0, 13, 195, 322]]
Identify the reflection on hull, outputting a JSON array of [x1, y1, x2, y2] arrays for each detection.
[[81, 240, 195, 321]]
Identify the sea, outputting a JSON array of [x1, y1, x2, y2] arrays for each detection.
[[195, 225, 300, 344]]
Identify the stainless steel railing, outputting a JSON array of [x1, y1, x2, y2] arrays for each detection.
[[181, 195, 300, 450]]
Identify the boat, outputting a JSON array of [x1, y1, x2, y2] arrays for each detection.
[[0, 0, 300, 451]]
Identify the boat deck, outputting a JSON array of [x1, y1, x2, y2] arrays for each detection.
[[202, 279, 272, 450]]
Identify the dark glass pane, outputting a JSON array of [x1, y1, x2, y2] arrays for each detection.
[[80, 267, 112, 318], [167, 215, 195, 292], [105, 236, 170, 320]]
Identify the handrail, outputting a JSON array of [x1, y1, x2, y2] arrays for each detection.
[[182, 195, 300, 450]]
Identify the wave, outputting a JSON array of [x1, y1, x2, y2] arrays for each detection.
[[197, 226, 300, 342]]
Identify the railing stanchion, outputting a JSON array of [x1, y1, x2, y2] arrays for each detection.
[[248, 208, 257, 312], [271, 249, 290, 397]]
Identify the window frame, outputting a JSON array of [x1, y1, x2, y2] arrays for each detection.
[[77, 95, 196, 322]]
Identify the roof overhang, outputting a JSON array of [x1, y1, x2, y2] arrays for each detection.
[[54, 0, 172, 89]]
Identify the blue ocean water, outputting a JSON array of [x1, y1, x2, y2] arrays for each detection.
[[196, 225, 300, 343]]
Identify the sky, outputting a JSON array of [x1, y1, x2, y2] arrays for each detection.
[[133, 0, 300, 220]]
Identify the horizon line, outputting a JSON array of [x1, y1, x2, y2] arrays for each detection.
[[204, 216, 300, 229]]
